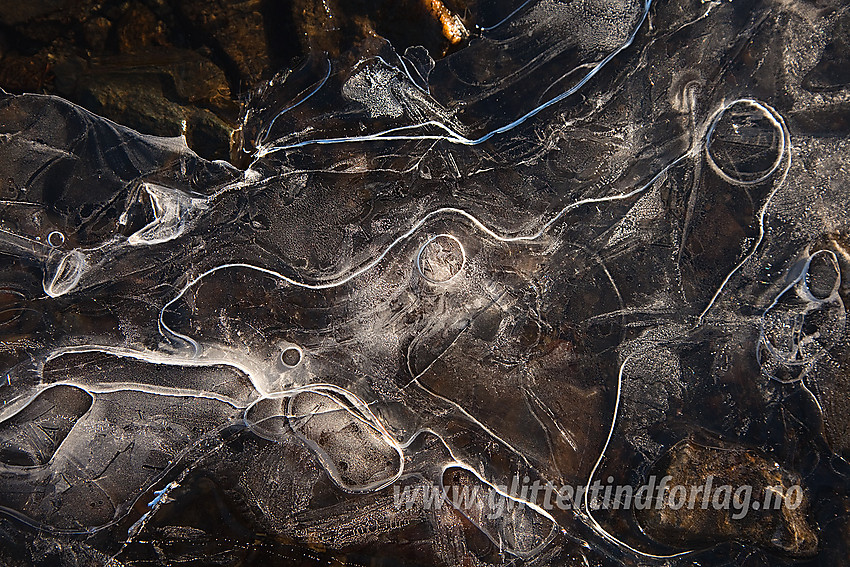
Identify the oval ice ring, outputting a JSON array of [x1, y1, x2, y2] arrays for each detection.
[[802, 249, 841, 301], [705, 99, 786, 185], [43, 249, 87, 298], [287, 388, 403, 492], [280, 345, 302, 367], [416, 234, 465, 284], [47, 231, 65, 248], [759, 249, 845, 370]]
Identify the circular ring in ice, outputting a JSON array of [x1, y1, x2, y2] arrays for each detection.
[[705, 99, 786, 185], [416, 234, 465, 284]]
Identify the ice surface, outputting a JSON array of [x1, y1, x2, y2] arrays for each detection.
[[2, 0, 850, 565]]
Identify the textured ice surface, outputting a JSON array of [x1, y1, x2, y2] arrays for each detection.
[[2, 0, 850, 565]]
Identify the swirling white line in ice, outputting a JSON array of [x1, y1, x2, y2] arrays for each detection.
[[697, 99, 792, 326], [254, 0, 654, 157], [159, 149, 688, 353]]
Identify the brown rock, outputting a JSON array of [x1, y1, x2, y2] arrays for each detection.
[[116, 3, 169, 53], [175, 0, 272, 84], [51, 49, 236, 160], [0, 0, 65, 25], [82, 16, 112, 53], [636, 440, 818, 557], [0, 49, 52, 92]]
